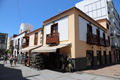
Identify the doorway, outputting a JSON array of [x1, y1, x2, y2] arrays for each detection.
[[97, 51, 102, 65], [86, 51, 94, 67], [109, 51, 112, 63], [104, 51, 107, 64]]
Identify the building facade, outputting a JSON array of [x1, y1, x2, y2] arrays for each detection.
[[20, 28, 43, 66], [31, 7, 111, 70], [7, 37, 10, 50], [0, 33, 8, 55], [19, 23, 33, 34], [75, 0, 120, 63], [13, 23, 33, 56]]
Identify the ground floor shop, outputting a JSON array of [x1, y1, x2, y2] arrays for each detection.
[[111, 48, 120, 63], [19, 43, 115, 71]]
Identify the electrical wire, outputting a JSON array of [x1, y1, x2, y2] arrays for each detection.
[[17, 0, 22, 22]]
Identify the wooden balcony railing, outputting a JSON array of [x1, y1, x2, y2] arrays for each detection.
[[99, 37, 105, 46], [105, 40, 109, 47], [46, 32, 59, 44], [87, 33, 110, 47], [87, 33, 98, 45], [22, 43, 29, 48]]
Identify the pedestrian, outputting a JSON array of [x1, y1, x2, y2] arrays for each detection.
[[14, 56, 17, 66], [10, 55, 13, 67]]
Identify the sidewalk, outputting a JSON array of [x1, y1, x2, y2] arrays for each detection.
[[0, 61, 120, 80], [76, 64, 120, 78]]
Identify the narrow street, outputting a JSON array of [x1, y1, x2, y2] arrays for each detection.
[[0, 61, 120, 80]]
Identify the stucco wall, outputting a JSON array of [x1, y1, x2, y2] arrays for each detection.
[[29, 30, 42, 46], [43, 10, 76, 58], [45, 16, 69, 42], [74, 10, 111, 58]]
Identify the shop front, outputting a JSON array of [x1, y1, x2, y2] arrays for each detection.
[[20, 45, 41, 66], [31, 43, 73, 71], [112, 47, 120, 63]]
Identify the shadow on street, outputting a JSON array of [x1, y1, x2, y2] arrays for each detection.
[[0, 64, 28, 80]]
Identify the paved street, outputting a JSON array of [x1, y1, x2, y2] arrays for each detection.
[[0, 61, 120, 80], [77, 64, 120, 78]]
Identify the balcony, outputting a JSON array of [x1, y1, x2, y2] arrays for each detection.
[[108, 1, 114, 9], [116, 34, 120, 37], [99, 37, 105, 46], [109, 8, 115, 19], [46, 32, 59, 44], [105, 40, 109, 47], [15, 45, 19, 50], [22, 43, 29, 48], [87, 33, 98, 45], [110, 19, 116, 28]]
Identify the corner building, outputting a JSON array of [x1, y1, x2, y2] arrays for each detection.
[[75, 0, 120, 63], [40, 7, 111, 70]]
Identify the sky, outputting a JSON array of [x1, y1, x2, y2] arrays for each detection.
[[0, 0, 120, 37]]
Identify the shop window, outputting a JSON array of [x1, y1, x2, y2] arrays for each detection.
[[97, 51, 102, 65], [104, 51, 107, 64], [109, 51, 112, 63], [34, 32, 38, 45], [86, 50, 94, 66]]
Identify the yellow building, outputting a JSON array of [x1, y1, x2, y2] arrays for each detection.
[[31, 7, 111, 70]]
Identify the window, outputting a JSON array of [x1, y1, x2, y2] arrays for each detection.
[[96, 29, 100, 36], [108, 36, 110, 45], [107, 24, 109, 29], [34, 32, 38, 45], [51, 23, 58, 35], [87, 24, 92, 33]]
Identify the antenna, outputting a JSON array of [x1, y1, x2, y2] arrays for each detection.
[[59, 9, 61, 13]]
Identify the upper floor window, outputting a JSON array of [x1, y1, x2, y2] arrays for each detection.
[[51, 23, 58, 35], [107, 24, 109, 29], [87, 24, 92, 33], [34, 32, 38, 45], [96, 29, 100, 37], [108, 36, 110, 45], [103, 33, 105, 40]]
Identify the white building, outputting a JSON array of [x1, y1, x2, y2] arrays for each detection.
[[75, 0, 120, 62], [19, 23, 33, 34], [13, 23, 33, 56]]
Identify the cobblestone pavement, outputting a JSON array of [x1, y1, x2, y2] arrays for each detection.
[[0, 61, 120, 80], [76, 64, 120, 78]]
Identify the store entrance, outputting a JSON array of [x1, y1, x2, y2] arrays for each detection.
[[44, 49, 62, 70], [86, 51, 94, 67], [97, 51, 102, 65], [104, 51, 107, 64], [109, 51, 112, 63]]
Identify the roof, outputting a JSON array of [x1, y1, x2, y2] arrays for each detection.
[[14, 30, 27, 38], [96, 19, 110, 24], [43, 7, 107, 31], [27, 27, 43, 35]]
